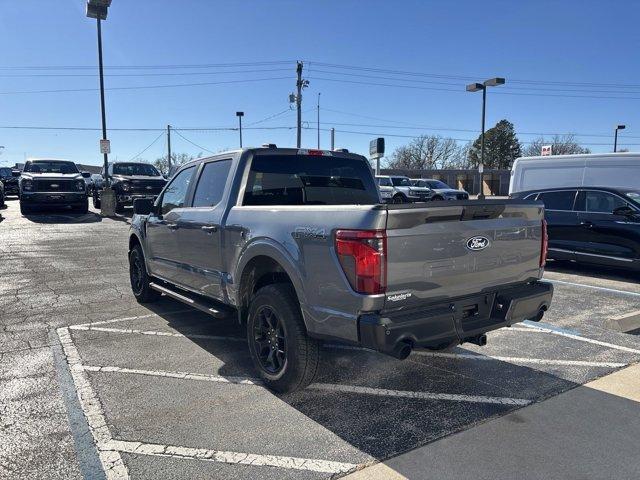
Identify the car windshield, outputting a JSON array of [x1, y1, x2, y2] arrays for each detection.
[[411, 180, 430, 188], [427, 180, 450, 189], [624, 191, 640, 207], [112, 163, 160, 176], [391, 177, 411, 187], [376, 177, 392, 187], [24, 161, 78, 174], [0, 167, 12, 177]]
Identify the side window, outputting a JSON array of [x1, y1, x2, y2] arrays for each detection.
[[161, 166, 195, 215], [538, 190, 576, 211], [192, 160, 232, 208], [584, 191, 626, 214]]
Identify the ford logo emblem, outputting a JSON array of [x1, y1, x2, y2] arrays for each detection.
[[466, 236, 490, 251]]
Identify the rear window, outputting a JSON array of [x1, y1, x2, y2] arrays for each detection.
[[537, 190, 576, 211], [0, 168, 12, 177], [243, 155, 378, 206]]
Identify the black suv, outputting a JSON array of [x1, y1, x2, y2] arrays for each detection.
[[512, 187, 640, 271], [0, 167, 20, 197], [94, 162, 166, 212]]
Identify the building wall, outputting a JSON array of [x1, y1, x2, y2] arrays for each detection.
[[380, 168, 511, 196]]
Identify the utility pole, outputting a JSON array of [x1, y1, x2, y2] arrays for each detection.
[[236, 112, 244, 148], [97, 18, 109, 187], [167, 125, 172, 171], [330, 128, 335, 150], [317, 93, 321, 149], [296, 61, 303, 148]]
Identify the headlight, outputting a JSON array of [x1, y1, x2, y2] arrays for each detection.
[[22, 180, 33, 191], [121, 182, 131, 192], [76, 180, 85, 191], [408, 189, 417, 196]]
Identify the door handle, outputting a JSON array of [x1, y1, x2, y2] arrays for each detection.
[[580, 220, 593, 228], [166, 223, 179, 230], [201, 225, 218, 233]]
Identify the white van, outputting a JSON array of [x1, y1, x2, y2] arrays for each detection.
[[509, 153, 640, 194]]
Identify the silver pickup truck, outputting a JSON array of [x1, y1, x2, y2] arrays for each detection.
[[128, 146, 552, 392]]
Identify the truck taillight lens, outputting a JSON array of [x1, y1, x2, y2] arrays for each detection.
[[335, 229, 386, 295], [540, 219, 548, 267]]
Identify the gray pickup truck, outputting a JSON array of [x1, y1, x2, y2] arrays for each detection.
[[128, 146, 552, 392]]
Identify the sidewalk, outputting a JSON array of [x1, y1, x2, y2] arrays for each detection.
[[345, 363, 640, 480]]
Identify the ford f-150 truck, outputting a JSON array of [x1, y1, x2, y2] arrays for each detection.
[[19, 159, 88, 214], [128, 146, 552, 392], [94, 161, 167, 212]]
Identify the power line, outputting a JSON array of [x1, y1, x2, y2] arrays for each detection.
[[0, 61, 294, 71], [0, 76, 291, 95], [172, 129, 216, 153], [246, 108, 292, 126], [129, 131, 165, 161], [0, 68, 292, 78]]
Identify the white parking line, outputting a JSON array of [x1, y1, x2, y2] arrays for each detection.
[[81, 365, 260, 385], [104, 439, 359, 475], [74, 309, 197, 329], [74, 325, 630, 369], [70, 324, 245, 342], [56, 327, 129, 480], [83, 364, 531, 406], [412, 351, 627, 368], [309, 383, 531, 406], [547, 278, 640, 298], [521, 323, 640, 355]]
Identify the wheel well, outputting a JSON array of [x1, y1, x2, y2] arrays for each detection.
[[238, 255, 297, 324], [129, 234, 141, 252]]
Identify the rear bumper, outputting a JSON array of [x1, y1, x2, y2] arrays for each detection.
[[20, 191, 87, 206], [358, 281, 553, 355]]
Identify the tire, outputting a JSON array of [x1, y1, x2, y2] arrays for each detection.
[[93, 193, 101, 209], [247, 284, 320, 393], [76, 200, 89, 214], [20, 202, 32, 215], [115, 201, 124, 214], [392, 194, 406, 204], [0, 191, 4, 207], [431, 195, 444, 201], [129, 244, 161, 303]]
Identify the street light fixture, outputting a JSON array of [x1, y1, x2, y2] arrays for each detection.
[[466, 77, 505, 200], [86, 0, 116, 215], [614, 124, 626, 152], [236, 112, 244, 148]]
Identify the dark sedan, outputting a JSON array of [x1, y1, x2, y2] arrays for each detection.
[[512, 186, 640, 272]]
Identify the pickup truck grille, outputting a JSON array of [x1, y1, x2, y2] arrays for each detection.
[[33, 179, 77, 192], [128, 180, 165, 195]]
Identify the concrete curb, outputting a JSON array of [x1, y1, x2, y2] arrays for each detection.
[[605, 310, 640, 333]]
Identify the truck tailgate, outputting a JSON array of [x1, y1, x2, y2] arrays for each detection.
[[384, 200, 544, 308]]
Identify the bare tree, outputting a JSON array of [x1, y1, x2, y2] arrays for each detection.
[[153, 152, 201, 175], [522, 135, 590, 157], [387, 135, 467, 170]]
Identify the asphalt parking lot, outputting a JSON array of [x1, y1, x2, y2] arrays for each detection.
[[2, 197, 640, 479]]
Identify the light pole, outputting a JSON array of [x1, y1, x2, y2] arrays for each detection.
[[317, 93, 321, 149], [614, 124, 626, 152], [236, 112, 244, 148], [86, 0, 116, 215], [466, 77, 505, 200]]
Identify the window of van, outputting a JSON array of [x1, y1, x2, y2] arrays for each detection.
[[537, 190, 576, 211]]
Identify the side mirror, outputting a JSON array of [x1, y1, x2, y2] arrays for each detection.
[[81, 171, 91, 178], [133, 198, 155, 216], [613, 205, 636, 217]]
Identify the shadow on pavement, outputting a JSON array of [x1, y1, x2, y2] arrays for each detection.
[[140, 300, 581, 461]]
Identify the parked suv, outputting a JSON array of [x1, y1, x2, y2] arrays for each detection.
[[376, 175, 433, 203], [512, 186, 640, 271], [19, 159, 88, 214], [128, 147, 552, 392], [94, 162, 166, 212], [0, 167, 20, 197], [411, 179, 469, 200]]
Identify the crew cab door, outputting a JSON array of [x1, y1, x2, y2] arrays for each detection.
[[174, 159, 233, 300], [145, 165, 196, 282], [574, 189, 640, 264]]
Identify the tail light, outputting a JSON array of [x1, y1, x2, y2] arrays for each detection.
[[335, 229, 386, 295], [540, 219, 548, 267]]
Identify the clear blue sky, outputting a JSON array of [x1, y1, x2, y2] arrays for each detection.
[[1, 0, 639, 167]]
